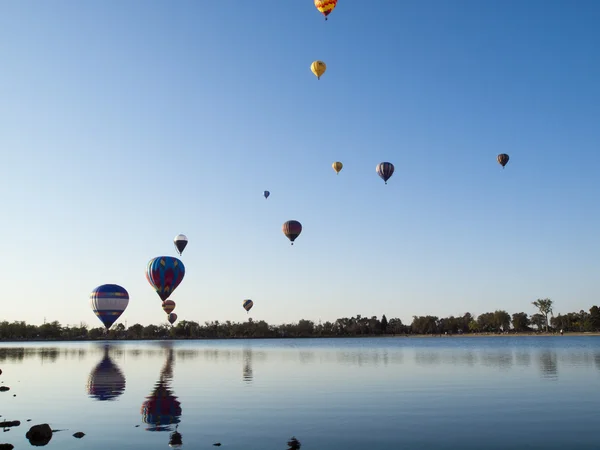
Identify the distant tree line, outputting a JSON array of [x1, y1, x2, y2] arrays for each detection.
[[1, 299, 599, 341]]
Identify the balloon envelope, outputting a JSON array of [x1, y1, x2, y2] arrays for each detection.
[[162, 300, 176, 314], [332, 161, 343, 174], [243, 299, 254, 312], [311, 60, 326, 79], [283, 220, 302, 245], [89, 284, 129, 330], [314, 0, 338, 19], [173, 234, 188, 255], [376, 162, 395, 184], [146, 257, 186, 302], [497, 153, 509, 168], [264, 190, 270, 199], [168, 313, 178, 325]]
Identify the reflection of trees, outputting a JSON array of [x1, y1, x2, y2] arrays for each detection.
[[243, 347, 253, 383], [141, 343, 182, 432], [537, 351, 558, 380], [86, 344, 126, 401]]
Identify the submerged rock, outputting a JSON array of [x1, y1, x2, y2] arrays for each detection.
[[73, 432, 85, 439], [0, 444, 14, 450], [25, 424, 52, 446]]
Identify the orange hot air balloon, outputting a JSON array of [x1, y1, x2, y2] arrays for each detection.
[[162, 300, 176, 314], [283, 220, 302, 245], [315, 0, 338, 20]]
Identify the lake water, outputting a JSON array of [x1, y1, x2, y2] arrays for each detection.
[[1, 336, 599, 449]]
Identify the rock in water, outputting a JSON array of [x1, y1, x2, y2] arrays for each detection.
[[0, 421, 20, 428], [0, 387, 9, 392], [26, 424, 52, 446], [73, 432, 85, 439], [0, 444, 14, 450]]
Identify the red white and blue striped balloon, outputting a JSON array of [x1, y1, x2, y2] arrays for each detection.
[[90, 284, 129, 330], [376, 162, 395, 184]]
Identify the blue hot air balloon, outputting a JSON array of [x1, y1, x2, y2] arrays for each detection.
[[242, 299, 254, 313], [89, 284, 129, 330], [146, 257, 186, 302], [264, 191, 270, 199]]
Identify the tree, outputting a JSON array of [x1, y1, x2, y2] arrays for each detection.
[[380, 315, 388, 334], [532, 298, 553, 331], [511, 312, 530, 332]]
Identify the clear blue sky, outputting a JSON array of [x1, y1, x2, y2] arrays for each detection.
[[1, 0, 599, 328]]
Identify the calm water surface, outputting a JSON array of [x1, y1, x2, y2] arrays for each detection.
[[1, 337, 599, 449]]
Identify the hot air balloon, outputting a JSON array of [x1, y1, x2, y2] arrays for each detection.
[[332, 161, 343, 174], [497, 153, 509, 168], [315, 0, 338, 20], [86, 345, 126, 401], [283, 220, 302, 245], [146, 257, 186, 302], [90, 284, 129, 330], [264, 190, 270, 199], [162, 300, 176, 314], [376, 162, 395, 185], [311, 61, 326, 80], [168, 313, 178, 325], [173, 234, 188, 256], [242, 299, 254, 313]]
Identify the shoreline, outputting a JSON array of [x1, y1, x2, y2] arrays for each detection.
[[0, 332, 599, 343]]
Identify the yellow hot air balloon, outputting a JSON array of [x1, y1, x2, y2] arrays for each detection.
[[311, 61, 326, 80], [314, 0, 338, 20], [332, 161, 343, 174]]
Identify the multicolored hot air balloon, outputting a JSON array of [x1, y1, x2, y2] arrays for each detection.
[[283, 220, 302, 245], [173, 234, 188, 256], [311, 60, 326, 80], [376, 162, 395, 185], [89, 284, 129, 330], [162, 300, 176, 314], [314, 0, 338, 20], [86, 345, 126, 401], [497, 153, 509, 169], [264, 190, 270, 199], [242, 299, 254, 313], [146, 257, 186, 302], [332, 161, 343, 174], [168, 313, 178, 325]]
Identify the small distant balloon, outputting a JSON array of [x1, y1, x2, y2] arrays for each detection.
[[283, 220, 302, 245], [311, 61, 326, 80], [162, 300, 176, 314], [332, 161, 343, 174], [497, 153, 509, 168], [376, 162, 395, 185], [173, 234, 188, 256], [314, 0, 338, 20], [264, 190, 270, 199], [168, 313, 178, 325], [242, 299, 254, 313], [89, 284, 129, 330]]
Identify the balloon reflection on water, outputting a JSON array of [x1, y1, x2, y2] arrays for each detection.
[[86, 344, 126, 401], [141, 345, 182, 432]]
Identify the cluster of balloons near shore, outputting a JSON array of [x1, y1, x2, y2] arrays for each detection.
[[89, 235, 188, 331], [89, 1, 512, 331]]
